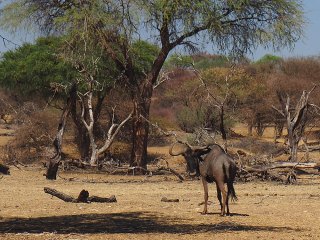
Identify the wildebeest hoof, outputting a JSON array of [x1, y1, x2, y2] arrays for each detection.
[[201, 210, 208, 215]]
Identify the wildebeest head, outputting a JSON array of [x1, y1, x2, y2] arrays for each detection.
[[169, 141, 210, 176]]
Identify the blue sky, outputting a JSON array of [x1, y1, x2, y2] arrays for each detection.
[[0, 1, 320, 60], [253, 1, 320, 60]]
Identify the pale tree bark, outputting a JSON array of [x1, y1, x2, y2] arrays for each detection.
[[274, 86, 317, 162], [80, 82, 133, 166]]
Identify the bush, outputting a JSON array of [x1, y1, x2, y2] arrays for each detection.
[[176, 106, 218, 133], [255, 54, 282, 65], [176, 106, 202, 132], [108, 142, 131, 164], [5, 109, 58, 164], [164, 54, 194, 70], [193, 54, 229, 70]]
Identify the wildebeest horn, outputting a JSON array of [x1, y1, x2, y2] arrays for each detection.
[[169, 141, 209, 156], [179, 140, 210, 151], [169, 141, 188, 156], [184, 141, 193, 149], [190, 145, 210, 151]]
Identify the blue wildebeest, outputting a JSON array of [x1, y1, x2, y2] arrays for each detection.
[[169, 141, 237, 216]]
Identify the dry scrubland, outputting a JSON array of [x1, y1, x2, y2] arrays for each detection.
[[1, 166, 320, 240], [1, 125, 320, 240]]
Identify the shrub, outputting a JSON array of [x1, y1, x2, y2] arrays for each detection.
[[5, 109, 58, 164], [176, 106, 219, 133]]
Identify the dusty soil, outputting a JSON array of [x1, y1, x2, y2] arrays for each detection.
[[1, 123, 320, 239], [1, 167, 320, 240]]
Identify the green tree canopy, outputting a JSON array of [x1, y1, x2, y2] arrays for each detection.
[[255, 54, 283, 65], [0, 36, 75, 98]]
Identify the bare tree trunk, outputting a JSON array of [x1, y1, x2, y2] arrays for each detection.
[[69, 84, 91, 161], [46, 85, 74, 180], [275, 88, 315, 162], [289, 139, 298, 162], [130, 93, 150, 172], [81, 87, 133, 166], [80, 90, 98, 165], [128, 49, 169, 172], [76, 130, 91, 161], [255, 113, 265, 137], [274, 120, 284, 143], [219, 106, 228, 151]]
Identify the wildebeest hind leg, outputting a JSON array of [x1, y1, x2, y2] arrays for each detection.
[[217, 182, 227, 216], [226, 190, 230, 215], [201, 177, 209, 214]]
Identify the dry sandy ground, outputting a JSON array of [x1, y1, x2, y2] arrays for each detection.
[[1, 167, 320, 240]]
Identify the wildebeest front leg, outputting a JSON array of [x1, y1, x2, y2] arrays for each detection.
[[201, 177, 209, 214]]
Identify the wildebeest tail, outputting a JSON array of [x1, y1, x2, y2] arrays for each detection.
[[227, 181, 237, 202], [223, 163, 237, 201]]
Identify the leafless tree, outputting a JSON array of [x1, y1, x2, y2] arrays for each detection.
[[273, 86, 317, 162]]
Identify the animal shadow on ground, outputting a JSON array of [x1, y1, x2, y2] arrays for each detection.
[[0, 212, 300, 234]]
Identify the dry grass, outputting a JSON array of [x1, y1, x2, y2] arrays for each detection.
[[1, 124, 320, 239], [0, 168, 320, 240], [0, 127, 14, 146]]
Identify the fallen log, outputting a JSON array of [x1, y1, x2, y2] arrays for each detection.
[[161, 197, 179, 202], [243, 162, 320, 173], [238, 168, 288, 183], [44, 187, 117, 203], [238, 161, 318, 184], [299, 145, 320, 152], [0, 132, 14, 137], [44, 187, 77, 202], [88, 195, 117, 203]]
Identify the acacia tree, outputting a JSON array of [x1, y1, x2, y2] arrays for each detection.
[[197, 66, 252, 149], [71, 47, 133, 166], [2, 0, 304, 171]]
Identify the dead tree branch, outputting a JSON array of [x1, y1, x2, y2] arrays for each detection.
[[276, 86, 317, 162], [43, 187, 117, 203]]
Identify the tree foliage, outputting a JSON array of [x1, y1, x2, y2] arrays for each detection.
[[0, 0, 305, 169], [1, 0, 304, 57], [193, 55, 230, 70], [0, 37, 75, 98], [201, 67, 252, 103], [255, 54, 283, 65], [137, 0, 304, 55]]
